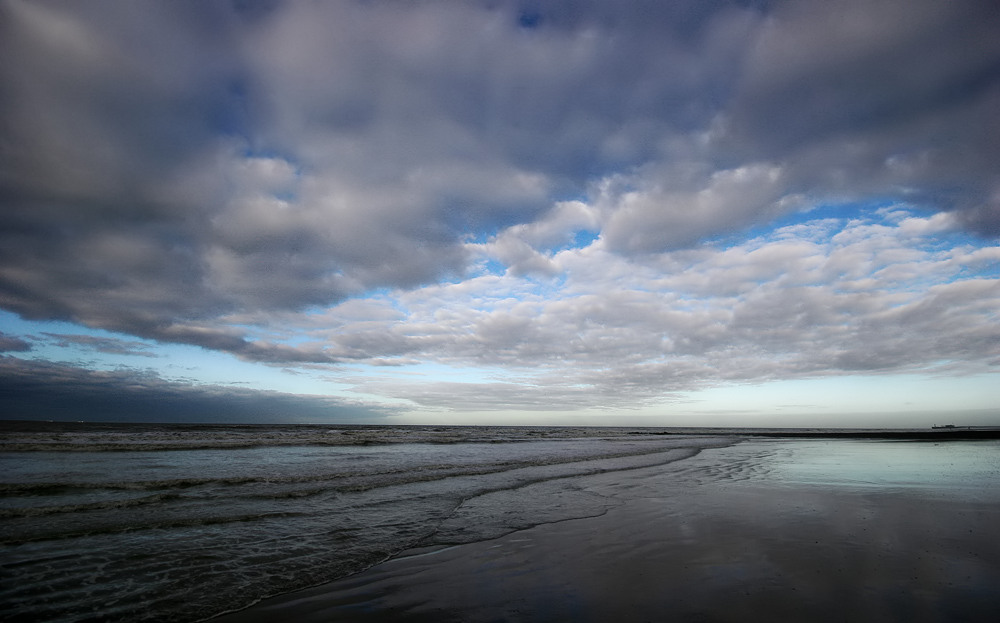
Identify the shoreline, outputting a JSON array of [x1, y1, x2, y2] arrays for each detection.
[[633, 428, 1000, 440], [4, 418, 999, 441], [210, 439, 1000, 622]]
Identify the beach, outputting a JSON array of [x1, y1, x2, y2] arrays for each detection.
[[215, 438, 1000, 622], [3, 424, 999, 622], [1, 423, 726, 621]]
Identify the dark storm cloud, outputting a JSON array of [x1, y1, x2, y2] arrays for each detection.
[[1, 0, 251, 347], [0, 356, 395, 423], [1, 0, 997, 361], [728, 0, 1000, 156], [721, 0, 1000, 234]]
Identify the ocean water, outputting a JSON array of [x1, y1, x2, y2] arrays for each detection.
[[255, 437, 999, 623], [3, 423, 998, 622], [763, 438, 1000, 496], [0, 422, 734, 622]]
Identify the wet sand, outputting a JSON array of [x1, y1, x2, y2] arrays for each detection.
[[213, 442, 1000, 622]]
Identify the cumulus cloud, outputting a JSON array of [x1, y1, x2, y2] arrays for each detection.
[[600, 162, 792, 254], [316, 209, 1000, 410], [0, 0, 997, 405]]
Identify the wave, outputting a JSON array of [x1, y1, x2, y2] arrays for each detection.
[[1, 510, 308, 546], [0, 492, 181, 519], [0, 442, 727, 547], [0, 434, 742, 623], [0, 423, 716, 453], [0, 440, 402, 453], [0, 443, 707, 499]]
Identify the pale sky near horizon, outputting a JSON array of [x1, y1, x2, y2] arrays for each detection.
[[1, 0, 998, 426]]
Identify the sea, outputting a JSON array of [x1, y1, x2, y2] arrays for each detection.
[[1, 421, 998, 622]]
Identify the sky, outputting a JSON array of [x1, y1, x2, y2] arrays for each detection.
[[1, 0, 998, 427]]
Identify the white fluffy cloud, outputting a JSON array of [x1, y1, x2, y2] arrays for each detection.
[[276, 208, 1000, 411]]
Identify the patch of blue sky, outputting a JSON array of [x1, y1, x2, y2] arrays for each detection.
[[570, 229, 600, 249], [466, 256, 507, 278], [975, 260, 1000, 279], [0, 312, 151, 363], [528, 227, 600, 255], [132, 341, 352, 396], [0, 309, 63, 340], [708, 198, 903, 250], [795, 198, 902, 222], [921, 228, 999, 258]]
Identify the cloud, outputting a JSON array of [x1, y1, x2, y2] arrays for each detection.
[[0, 0, 997, 372], [721, 0, 1000, 233], [600, 162, 793, 254], [0, 332, 31, 353], [318, 209, 999, 411], [0, 356, 395, 423], [42, 333, 157, 357]]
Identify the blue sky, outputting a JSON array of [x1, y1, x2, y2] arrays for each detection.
[[1, 0, 998, 426]]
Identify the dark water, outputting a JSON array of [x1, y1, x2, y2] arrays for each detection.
[[0, 422, 734, 622], [3, 422, 998, 622], [252, 438, 1000, 623]]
